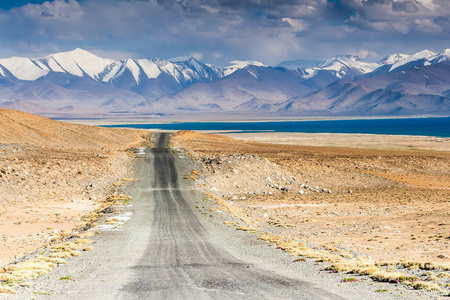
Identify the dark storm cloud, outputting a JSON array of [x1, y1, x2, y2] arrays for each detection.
[[0, 0, 449, 65]]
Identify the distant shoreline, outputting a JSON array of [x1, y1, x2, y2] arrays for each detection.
[[96, 117, 450, 139], [55, 114, 450, 126]]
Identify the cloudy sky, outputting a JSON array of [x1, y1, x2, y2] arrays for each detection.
[[0, 0, 449, 66]]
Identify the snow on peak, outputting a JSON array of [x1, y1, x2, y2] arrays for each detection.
[[388, 55, 419, 72], [428, 49, 450, 64], [224, 60, 266, 76], [0, 56, 48, 81], [42, 48, 115, 79], [334, 55, 363, 62], [388, 49, 448, 72], [413, 50, 436, 60], [439, 48, 450, 56], [227, 60, 266, 68], [319, 55, 378, 76], [378, 53, 410, 65], [137, 59, 161, 79], [124, 59, 141, 84]]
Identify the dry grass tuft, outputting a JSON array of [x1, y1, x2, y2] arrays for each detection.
[[370, 270, 408, 283], [74, 239, 93, 245], [0, 286, 17, 294], [80, 232, 95, 238], [377, 260, 450, 271], [258, 234, 284, 243], [0, 257, 59, 282], [236, 225, 257, 231], [437, 272, 450, 278], [19, 281, 32, 287], [51, 242, 80, 252], [49, 252, 73, 259], [411, 281, 440, 291], [69, 250, 82, 257], [1, 265, 17, 273], [324, 257, 378, 274], [0, 274, 18, 281], [403, 261, 450, 271]]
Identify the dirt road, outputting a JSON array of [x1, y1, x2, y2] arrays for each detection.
[[117, 133, 343, 299], [8, 133, 404, 299]]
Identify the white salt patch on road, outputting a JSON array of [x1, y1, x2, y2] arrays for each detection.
[[95, 211, 133, 232]]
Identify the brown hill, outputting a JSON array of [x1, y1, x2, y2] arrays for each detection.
[[0, 108, 147, 149]]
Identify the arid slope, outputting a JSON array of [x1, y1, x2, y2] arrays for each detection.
[[0, 108, 149, 267], [0, 108, 146, 149]]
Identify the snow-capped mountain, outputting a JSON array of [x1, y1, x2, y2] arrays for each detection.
[[0, 48, 223, 87], [378, 49, 444, 73], [378, 53, 411, 65], [223, 60, 266, 76], [276, 55, 381, 91], [282, 49, 450, 116], [149, 65, 314, 112], [0, 48, 449, 118], [317, 55, 379, 77]]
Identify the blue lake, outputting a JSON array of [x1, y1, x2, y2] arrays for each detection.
[[104, 117, 450, 138]]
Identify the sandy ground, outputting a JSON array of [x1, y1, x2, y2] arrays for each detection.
[[216, 131, 450, 152], [173, 131, 450, 294], [0, 109, 149, 268]]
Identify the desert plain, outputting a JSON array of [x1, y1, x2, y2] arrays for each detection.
[[1, 108, 450, 296], [173, 130, 450, 293]]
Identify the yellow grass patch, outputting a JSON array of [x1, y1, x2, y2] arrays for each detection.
[[325, 257, 379, 275], [370, 270, 413, 283], [74, 239, 93, 245], [19, 281, 32, 287], [70, 250, 82, 257], [51, 242, 80, 252], [437, 272, 450, 278], [0, 286, 16, 294], [1, 265, 17, 273], [400, 261, 450, 271], [49, 252, 73, 259], [411, 281, 440, 291], [0, 257, 58, 282], [258, 234, 284, 243], [236, 225, 257, 231], [80, 232, 95, 238]]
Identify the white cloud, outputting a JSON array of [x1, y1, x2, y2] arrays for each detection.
[[0, 0, 449, 65], [17, 0, 83, 21], [349, 49, 378, 59], [282, 18, 309, 32]]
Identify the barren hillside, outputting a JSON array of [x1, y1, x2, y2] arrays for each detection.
[[0, 108, 147, 149], [0, 108, 149, 268]]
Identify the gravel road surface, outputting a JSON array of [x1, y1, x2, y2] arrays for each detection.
[[6, 133, 408, 299], [119, 133, 343, 299]]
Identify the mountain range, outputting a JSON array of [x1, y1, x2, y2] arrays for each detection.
[[0, 48, 449, 118]]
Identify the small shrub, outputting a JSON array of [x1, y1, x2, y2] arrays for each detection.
[[341, 278, 360, 282]]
